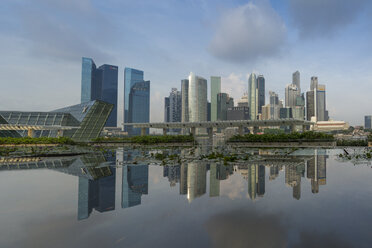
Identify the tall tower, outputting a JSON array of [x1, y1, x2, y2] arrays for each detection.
[[181, 79, 189, 123], [124, 68, 150, 135], [285, 83, 300, 108], [248, 73, 258, 120], [257, 75, 265, 114], [81, 57, 118, 127], [210, 76, 221, 122], [188, 73, 207, 135], [292, 71, 300, 93], [310, 76, 318, 91]]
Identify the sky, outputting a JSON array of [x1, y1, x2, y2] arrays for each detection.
[[0, 0, 371, 126]]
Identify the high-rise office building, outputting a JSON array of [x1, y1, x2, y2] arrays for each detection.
[[217, 93, 234, 121], [292, 71, 300, 93], [188, 72, 207, 134], [316, 84, 327, 121], [124, 68, 150, 135], [237, 93, 249, 107], [164, 97, 170, 122], [285, 83, 300, 108], [168, 88, 182, 122], [280, 107, 293, 119], [269, 91, 281, 119], [306, 82, 328, 122], [306, 90, 315, 121], [181, 79, 189, 123], [365, 115, 372, 129], [210, 76, 221, 122], [257, 75, 265, 114], [248, 73, 258, 120], [81, 57, 118, 127], [310, 76, 318, 91]]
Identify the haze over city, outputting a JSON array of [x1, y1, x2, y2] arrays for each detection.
[[1, 0, 371, 126]]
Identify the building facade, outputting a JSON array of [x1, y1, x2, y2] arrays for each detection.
[[181, 79, 189, 123], [248, 73, 258, 120], [217, 93, 234, 121], [227, 107, 249, 121], [81, 57, 118, 127], [210, 76, 221, 122], [365, 115, 372, 129], [257, 75, 265, 114], [128, 80, 150, 136], [292, 71, 300, 93], [188, 73, 207, 122], [285, 83, 300, 108], [124, 68, 150, 135]]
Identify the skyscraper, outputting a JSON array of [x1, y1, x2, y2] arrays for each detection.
[[99, 64, 118, 127], [269, 91, 281, 119], [292, 71, 300, 93], [306, 80, 328, 122], [181, 79, 189, 123], [124, 68, 150, 135], [310, 76, 318, 91], [285, 83, 300, 108], [129, 81, 150, 135], [365, 115, 372, 129], [168, 88, 182, 122], [257, 75, 265, 114], [316, 84, 327, 121], [248, 73, 258, 120], [217, 93, 234, 121], [164, 97, 170, 122], [210, 76, 221, 122], [81, 57, 118, 127], [306, 90, 315, 121], [188, 72, 207, 134]]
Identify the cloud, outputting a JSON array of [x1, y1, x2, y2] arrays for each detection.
[[288, 0, 369, 38], [221, 73, 247, 100], [12, 0, 115, 62], [208, 1, 287, 63]]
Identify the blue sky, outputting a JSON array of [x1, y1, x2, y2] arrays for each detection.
[[0, 0, 371, 125]]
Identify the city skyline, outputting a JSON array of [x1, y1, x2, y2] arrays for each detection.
[[1, 0, 372, 126]]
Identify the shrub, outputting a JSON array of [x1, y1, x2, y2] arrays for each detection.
[[228, 131, 334, 143]]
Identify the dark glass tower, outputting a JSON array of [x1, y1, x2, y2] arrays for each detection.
[[81, 57, 118, 127], [257, 75, 265, 114], [124, 68, 150, 135]]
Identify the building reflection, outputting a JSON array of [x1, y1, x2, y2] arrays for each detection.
[[0, 148, 329, 217], [122, 164, 149, 208]]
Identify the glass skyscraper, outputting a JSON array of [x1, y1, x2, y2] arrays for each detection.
[[124, 68, 150, 136], [365, 116, 372, 129], [81, 57, 118, 127], [257, 75, 265, 114], [248, 73, 258, 120], [210, 76, 221, 122]]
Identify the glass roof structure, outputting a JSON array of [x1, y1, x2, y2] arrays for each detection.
[[0, 100, 113, 142]]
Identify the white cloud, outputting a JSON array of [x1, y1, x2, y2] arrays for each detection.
[[208, 1, 287, 63], [221, 73, 247, 101]]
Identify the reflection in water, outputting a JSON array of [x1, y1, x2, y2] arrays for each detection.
[[122, 164, 148, 208], [0, 148, 329, 219]]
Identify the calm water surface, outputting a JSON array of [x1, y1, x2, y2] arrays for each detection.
[[0, 147, 371, 248]]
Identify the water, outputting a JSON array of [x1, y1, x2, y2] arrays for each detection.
[[0, 146, 371, 248]]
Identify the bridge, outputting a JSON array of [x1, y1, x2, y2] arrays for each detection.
[[123, 119, 315, 136]]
